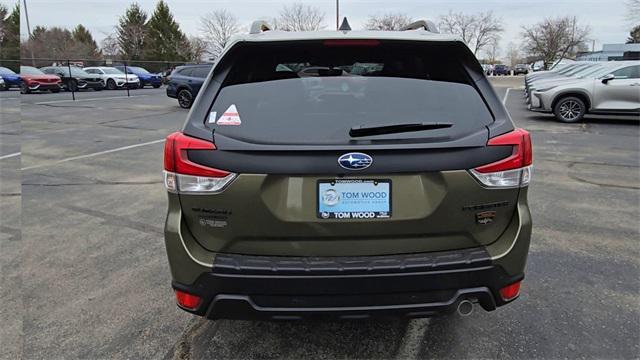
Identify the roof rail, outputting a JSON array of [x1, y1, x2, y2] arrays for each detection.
[[401, 20, 439, 33], [250, 20, 272, 34]]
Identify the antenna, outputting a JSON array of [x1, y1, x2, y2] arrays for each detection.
[[338, 17, 351, 31]]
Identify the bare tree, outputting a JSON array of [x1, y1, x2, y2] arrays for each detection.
[[506, 42, 521, 67], [521, 16, 590, 69], [200, 9, 240, 59], [439, 11, 476, 44], [274, 3, 325, 31], [472, 12, 504, 55], [486, 38, 501, 64], [439, 11, 504, 55], [364, 13, 413, 31], [101, 33, 120, 57], [187, 36, 208, 62]]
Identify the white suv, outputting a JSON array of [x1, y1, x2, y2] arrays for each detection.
[[83, 67, 140, 90], [529, 62, 640, 122]]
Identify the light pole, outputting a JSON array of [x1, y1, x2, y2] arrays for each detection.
[[336, 0, 339, 30], [23, 0, 36, 66]]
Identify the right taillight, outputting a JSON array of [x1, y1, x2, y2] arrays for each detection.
[[163, 132, 236, 194], [470, 128, 533, 188]]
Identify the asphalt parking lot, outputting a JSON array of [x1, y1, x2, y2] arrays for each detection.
[[2, 78, 639, 359]]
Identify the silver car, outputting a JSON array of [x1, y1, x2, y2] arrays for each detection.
[[528, 62, 640, 122]]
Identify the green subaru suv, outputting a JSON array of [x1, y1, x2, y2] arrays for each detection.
[[163, 20, 533, 320]]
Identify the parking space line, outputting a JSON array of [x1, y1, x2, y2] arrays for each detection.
[[21, 139, 164, 171], [503, 88, 514, 105], [0, 152, 20, 160], [33, 94, 149, 105]]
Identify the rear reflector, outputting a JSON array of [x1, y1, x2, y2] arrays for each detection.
[[323, 39, 380, 47], [470, 128, 533, 188], [163, 132, 236, 194], [499, 281, 522, 301], [175, 289, 202, 310]]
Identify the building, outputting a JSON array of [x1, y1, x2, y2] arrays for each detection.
[[576, 43, 640, 61]]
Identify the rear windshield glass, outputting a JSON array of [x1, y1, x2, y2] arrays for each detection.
[[208, 41, 492, 145]]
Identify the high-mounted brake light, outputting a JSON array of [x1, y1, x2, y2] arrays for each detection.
[[175, 289, 202, 310], [469, 129, 533, 188], [323, 39, 380, 47], [163, 132, 236, 194]]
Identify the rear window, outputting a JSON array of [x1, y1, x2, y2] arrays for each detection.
[[208, 40, 493, 145]]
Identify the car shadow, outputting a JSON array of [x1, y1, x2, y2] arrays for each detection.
[[527, 114, 639, 126], [174, 317, 413, 359]]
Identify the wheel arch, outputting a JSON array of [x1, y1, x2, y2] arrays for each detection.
[[551, 90, 592, 111]]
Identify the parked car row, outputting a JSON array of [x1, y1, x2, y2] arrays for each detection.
[[0, 65, 164, 94], [525, 61, 640, 122], [165, 63, 213, 108], [480, 64, 530, 76]]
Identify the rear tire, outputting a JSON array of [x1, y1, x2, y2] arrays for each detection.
[[177, 89, 193, 109], [553, 96, 586, 123], [106, 79, 117, 90]]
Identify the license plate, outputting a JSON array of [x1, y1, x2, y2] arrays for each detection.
[[317, 179, 391, 219]]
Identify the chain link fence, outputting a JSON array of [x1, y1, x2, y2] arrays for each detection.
[[8, 58, 211, 100]]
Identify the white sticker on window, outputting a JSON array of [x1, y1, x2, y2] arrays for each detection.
[[216, 104, 241, 125], [208, 111, 217, 123]]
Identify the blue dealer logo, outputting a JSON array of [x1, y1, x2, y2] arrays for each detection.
[[338, 152, 373, 170]]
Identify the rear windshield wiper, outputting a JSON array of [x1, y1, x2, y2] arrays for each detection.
[[349, 122, 453, 137]]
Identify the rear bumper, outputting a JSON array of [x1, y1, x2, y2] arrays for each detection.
[[173, 248, 523, 320], [165, 185, 532, 320]]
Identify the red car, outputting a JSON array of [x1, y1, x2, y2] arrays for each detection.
[[20, 66, 62, 94]]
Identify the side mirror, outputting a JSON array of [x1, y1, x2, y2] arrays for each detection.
[[601, 73, 615, 84]]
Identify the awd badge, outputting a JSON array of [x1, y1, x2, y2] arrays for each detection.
[[476, 211, 496, 225]]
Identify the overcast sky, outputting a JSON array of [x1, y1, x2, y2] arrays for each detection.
[[11, 0, 634, 58]]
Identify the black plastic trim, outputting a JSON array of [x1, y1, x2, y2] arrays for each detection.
[[171, 248, 524, 320], [187, 146, 512, 174]]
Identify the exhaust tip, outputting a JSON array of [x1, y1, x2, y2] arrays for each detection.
[[457, 300, 474, 316]]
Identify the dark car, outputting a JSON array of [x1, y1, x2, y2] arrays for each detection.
[[20, 66, 62, 93], [0, 67, 22, 90], [40, 66, 104, 91], [163, 26, 533, 320], [513, 64, 529, 75], [493, 64, 510, 76], [114, 66, 162, 88], [166, 64, 213, 108]]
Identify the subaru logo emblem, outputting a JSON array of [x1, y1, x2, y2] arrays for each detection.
[[338, 152, 373, 170]]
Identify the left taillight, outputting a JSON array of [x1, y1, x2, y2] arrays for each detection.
[[470, 128, 533, 188], [163, 132, 236, 194]]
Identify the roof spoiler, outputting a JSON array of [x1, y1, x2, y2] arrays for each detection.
[[249, 20, 272, 34], [401, 20, 439, 33]]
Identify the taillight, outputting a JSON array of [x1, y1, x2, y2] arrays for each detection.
[[470, 128, 533, 188], [163, 132, 236, 194], [499, 281, 522, 301], [175, 289, 202, 310]]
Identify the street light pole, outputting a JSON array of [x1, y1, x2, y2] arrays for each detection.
[[336, 0, 339, 30], [23, 0, 36, 66]]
